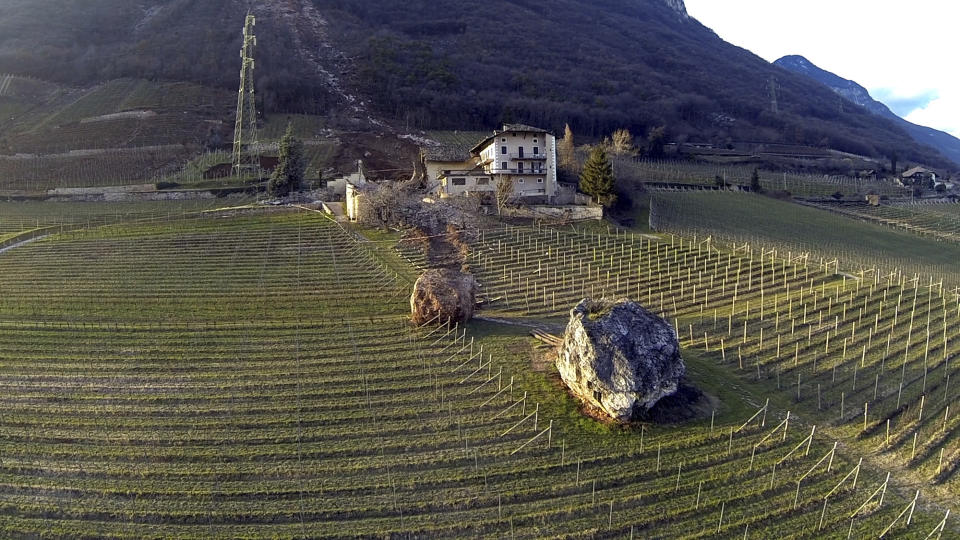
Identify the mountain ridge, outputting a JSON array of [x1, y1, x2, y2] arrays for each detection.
[[0, 0, 954, 171], [775, 54, 960, 167]]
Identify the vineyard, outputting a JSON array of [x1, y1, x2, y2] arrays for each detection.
[[0, 205, 952, 537], [808, 201, 960, 244], [6, 114, 214, 155], [648, 191, 960, 288], [0, 146, 195, 192], [0, 77, 232, 190], [25, 79, 228, 131], [612, 158, 909, 198], [0, 200, 253, 241]]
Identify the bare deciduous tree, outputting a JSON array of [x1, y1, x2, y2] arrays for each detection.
[[495, 176, 515, 216], [358, 180, 419, 227], [558, 124, 576, 171], [611, 128, 633, 156]]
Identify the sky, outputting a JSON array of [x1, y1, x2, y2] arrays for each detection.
[[684, 0, 960, 138]]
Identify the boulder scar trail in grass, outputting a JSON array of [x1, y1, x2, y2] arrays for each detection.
[[0, 235, 49, 256]]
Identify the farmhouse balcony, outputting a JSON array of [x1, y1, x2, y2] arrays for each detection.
[[509, 153, 547, 161], [440, 169, 487, 177], [489, 167, 548, 175]]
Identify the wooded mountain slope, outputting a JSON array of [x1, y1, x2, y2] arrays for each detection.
[[0, 0, 951, 169]]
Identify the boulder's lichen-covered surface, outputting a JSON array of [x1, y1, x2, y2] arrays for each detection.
[[410, 269, 478, 325], [557, 298, 685, 422]]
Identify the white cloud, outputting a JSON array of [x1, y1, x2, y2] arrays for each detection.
[[684, 0, 960, 137], [872, 89, 940, 118], [906, 94, 960, 138]]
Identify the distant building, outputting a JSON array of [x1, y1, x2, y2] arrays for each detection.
[[424, 124, 559, 202], [901, 166, 937, 185]]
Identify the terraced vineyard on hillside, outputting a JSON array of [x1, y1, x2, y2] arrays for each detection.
[[0, 77, 233, 191], [0, 146, 195, 191], [0, 206, 953, 537]]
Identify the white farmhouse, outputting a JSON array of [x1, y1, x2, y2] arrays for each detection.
[[425, 124, 559, 202]]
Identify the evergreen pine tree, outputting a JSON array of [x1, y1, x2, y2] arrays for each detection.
[[646, 126, 666, 159], [750, 168, 762, 192], [268, 123, 306, 197], [579, 146, 616, 207]]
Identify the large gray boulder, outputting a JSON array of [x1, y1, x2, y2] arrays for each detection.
[[556, 298, 685, 422], [410, 269, 478, 325]]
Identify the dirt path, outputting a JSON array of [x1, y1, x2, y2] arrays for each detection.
[[0, 234, 49, 255], [473, 315, 566, 334]]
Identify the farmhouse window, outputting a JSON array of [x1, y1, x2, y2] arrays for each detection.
[[501, 146, 507, 154], [476, 178, 490, 185], [452, 178, 467, 186]]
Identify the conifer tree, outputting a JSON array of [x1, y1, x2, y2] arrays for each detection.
[[579, 146, 616, 207], [268, 123, 306, 197], [750, 168, 762, 192], [646, 125, 666, 159]]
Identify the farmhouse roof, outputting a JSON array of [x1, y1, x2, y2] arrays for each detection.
[[902, 166, 933, 178], [422, 144, 473, 162], [470, 124, 552, 155]]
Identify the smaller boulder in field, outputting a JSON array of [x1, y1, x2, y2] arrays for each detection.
[[410, 269, 478, 325]]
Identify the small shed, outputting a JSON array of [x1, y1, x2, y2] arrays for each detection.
[[327, 160, 367, 198]]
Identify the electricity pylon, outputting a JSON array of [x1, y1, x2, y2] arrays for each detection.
[[768, 76, 780, 115], [232, 13, 261, 178]]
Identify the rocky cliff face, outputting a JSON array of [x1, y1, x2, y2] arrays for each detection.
[[556, 298, 685, 422], [774, 55, 885, 114], [662, 0, 689, 19]]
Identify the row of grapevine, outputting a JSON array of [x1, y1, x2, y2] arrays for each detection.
[[465, 223, 958, 497], [0, 209, 949, 536]]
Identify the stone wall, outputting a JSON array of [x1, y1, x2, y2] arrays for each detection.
[[502, 204, 602, 221]]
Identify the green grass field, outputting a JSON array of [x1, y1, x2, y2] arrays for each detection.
[[0, 204, 952, 537]]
